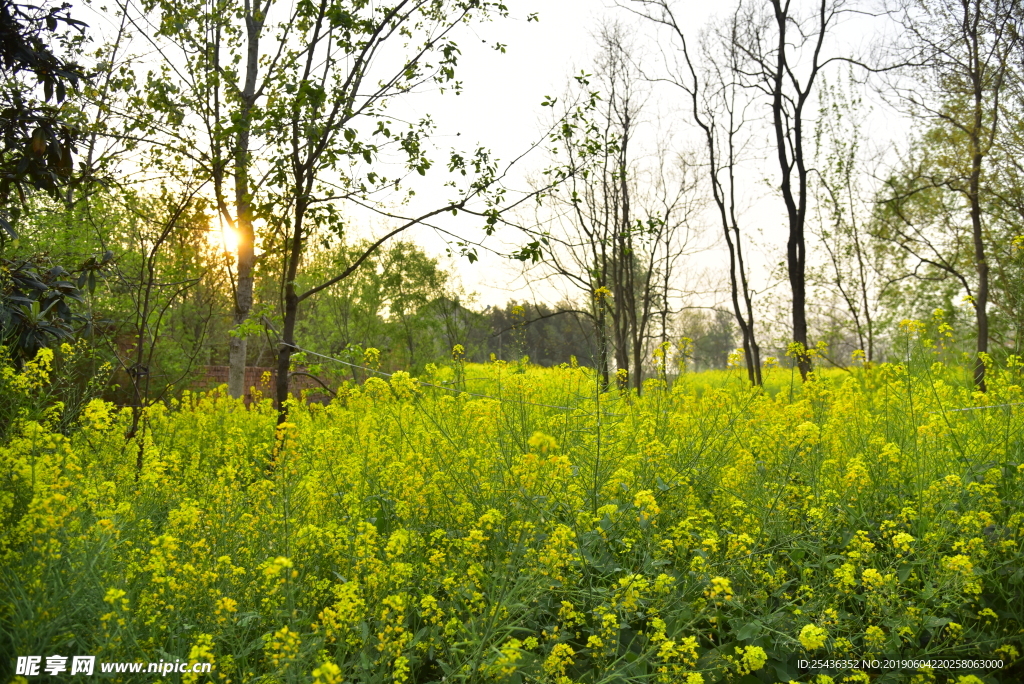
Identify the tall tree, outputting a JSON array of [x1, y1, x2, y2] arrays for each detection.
[[625, 0, 765, 386], [293, 240, 449, 372], [124, 0, 563, 415], [882, 0, 1021, 389], [811, 73, 883, 361], [102, 188, 221, 465], [533, 22, 700, 390], [727, 0, 854, 380]]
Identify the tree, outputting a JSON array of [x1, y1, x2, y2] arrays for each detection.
[[675, 307, 736, 370], [426, 291, 490, 363], [810, 73, 885, 361], [624, 0, 765, 386], [533, 21, 701, 390], [0, 0, 86, 217], [100, 188, 222, 462], [732, 0, 858, 379], [486, 301, 598, 367], [989, 69, 1024, 349], [126, 0, 572, 419], [880, 0, 1022, 389], [292, 239, 451, 373], [0, 0, 102, 364]]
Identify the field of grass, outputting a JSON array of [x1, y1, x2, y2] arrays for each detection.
[[2, 338, 1023, 683]]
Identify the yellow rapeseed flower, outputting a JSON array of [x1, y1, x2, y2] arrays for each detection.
[[706, 576, 733, 600], [311, 661, 343, 684], [799, 624, 828, 651]]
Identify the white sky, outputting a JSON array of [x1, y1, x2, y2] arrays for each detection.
[[379, 0, 726, 309], [370, 0, 907, 313], [366, 0, 626, 308]]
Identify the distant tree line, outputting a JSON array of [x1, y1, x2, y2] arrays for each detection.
[[4, 0, 1024, 432]]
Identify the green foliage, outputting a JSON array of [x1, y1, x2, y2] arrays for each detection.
[[674, 309, 736, 372], [871, 0, 1023, 359], [0, 249, 110, 365], [0, 0, 103, 368], [9, 188, 231, 402], [872, 113, 1024, 354], [283, 240, 488, 374], [487, 301, 598, 367], [0, 0, 87, 215]]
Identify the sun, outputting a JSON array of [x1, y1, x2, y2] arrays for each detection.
[[213, 222, 239, 256]]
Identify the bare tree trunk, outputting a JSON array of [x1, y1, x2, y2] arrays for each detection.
[[967, 0, 991, 391], [275, 287, 297, 422], [227, 7, 263, 399], [786, 223, 811, 378], [970, 63, 990, 392], [596, 300, 610, 389], [627, 0, 764, 386], [227, 250, 253, 397], [767, 0, 818, 381], [275, 202, 306, 422]]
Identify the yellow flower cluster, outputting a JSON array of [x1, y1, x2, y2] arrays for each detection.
[[800, 624, 829, 651], [1, 354, 1022, 682]]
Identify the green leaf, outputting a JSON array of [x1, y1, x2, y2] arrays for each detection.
[[0, 215, 17, 239], [770, 658, 798, 683], [736, 620, 763, 641]]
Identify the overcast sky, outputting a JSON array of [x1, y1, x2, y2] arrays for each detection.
[[380, 0, 724, 308], [372, 0, 905, 311]]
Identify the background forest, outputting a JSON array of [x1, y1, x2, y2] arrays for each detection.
[[1, 0, 1023, 407]]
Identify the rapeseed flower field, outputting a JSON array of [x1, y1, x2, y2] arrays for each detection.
[[2, 333, 1022, 683]]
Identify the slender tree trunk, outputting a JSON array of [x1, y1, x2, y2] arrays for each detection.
[[787, 227, 810, 378], [623, 251, 645, 394], [617, 114, 639, 393], [631, 333, 643, 393], [718, 114, 763, 386], [726, 232, 758, 385], [612, 251, 630, 384], [850, 191, 875, 361], [769, 0, 815, 380], [614, 315, 629, 387], [228, 11, 263, 399], [970, 47, 989, 391], [227, 243, 253, 397], [706, 10, 762, 386], [735, 227, 763, 384], [596, 296, 610, 390], [276, 287, 298, 422], [276, 200, 307, 422]]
